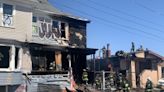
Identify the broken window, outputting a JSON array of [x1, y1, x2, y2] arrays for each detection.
[[162, 67, 164, 78], [31, 51, 47, 71], [52, 21, 61, 38], [151, 61, 157, 70], [0, 46, 10, 68], [3, 3, 14, 27], [31, 50, 55, 71], [61, 23, 66, 38], [60, 22, 68, 39]]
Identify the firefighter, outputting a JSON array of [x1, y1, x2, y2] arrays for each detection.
[[95, 78, 101, 89], [145, 78, 153, 92], [122, 79, 131, 92], [116, 73, 123, 90], [109, 74, 115, 87], [82, 69, 88, 85]]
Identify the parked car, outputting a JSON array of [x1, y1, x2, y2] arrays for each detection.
[[157, 78, 164, 89]]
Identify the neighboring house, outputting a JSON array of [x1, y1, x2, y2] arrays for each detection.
[[0, 0, 97, 91], [117, 50, 164, 88]]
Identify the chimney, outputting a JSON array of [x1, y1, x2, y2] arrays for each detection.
[[106, 44, 111, 58], [102, 46, 106, 59]]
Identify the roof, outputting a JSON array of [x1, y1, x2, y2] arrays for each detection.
[[0, 38, 23, 46], [28, 42, 98, 55], [145, 50, 164, 61], [32, 0, 64, 15], [17, 0, 90, 22]]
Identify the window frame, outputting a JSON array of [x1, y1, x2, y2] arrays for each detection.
[[1, 3, 15, 27], [0, 44, 11, 71], [0, 45, 19, 71], [59, 22, 69, 40], [32, 16, 39, 35]]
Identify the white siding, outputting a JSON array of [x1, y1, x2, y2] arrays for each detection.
[[0, 0, 32, 42]]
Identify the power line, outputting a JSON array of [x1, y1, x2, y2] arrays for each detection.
[[87, 0, 164, 27], [53, 1, 164, 42], [134, 0, 164, 17], [70, 0, 164, 33]]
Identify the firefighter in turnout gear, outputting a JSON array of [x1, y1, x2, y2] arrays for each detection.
[[82, 69, 88, 85], [145, 78, 153, 92], [116, 73, 123, 90], [122, 79, 131, 92], [109, 74, 115, 87], [95, 78, 101, 89]]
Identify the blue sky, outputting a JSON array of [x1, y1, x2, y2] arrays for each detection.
[[49, 0, 164, 56]]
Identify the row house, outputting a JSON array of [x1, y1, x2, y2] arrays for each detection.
[[0, 0, 97, 91]]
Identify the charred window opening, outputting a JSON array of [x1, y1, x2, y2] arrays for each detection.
[[61, 23, 66, 38], [31, 50, 55, 71], [0, 46, 10, 68], [139, 61, 151, 70], [139, 60, 157, 73], [162, 67, 164, 78], [62, 53, 69, 71]]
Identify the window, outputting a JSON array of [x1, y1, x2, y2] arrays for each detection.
[[0, 86, 6, 92], [0, 46, 10, 68], [32, 16, 37, 23], [61, 22, 66, 38], [32, 16, 38, 35], [3, 4, 13, 27], [52, 21, 59, 28], [52, 21, 60, 38], [162, 67, 164, 78], [31, 50, 55, 71]]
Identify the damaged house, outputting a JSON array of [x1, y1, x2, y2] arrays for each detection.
[[0, 0, 97, 91], [111, 50, 164, 88]]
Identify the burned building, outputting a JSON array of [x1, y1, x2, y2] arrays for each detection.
[[110, 50, 164, 88], [0, 0, 97, 91]]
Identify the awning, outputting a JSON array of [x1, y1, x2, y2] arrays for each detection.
[[65, 47, 98, 55]]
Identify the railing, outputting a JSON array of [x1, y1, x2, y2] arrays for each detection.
[[26, 72, 70, 92], [93, 71, 115, 90]]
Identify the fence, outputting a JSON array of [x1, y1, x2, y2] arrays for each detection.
[[92, 71, 115, 90]]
